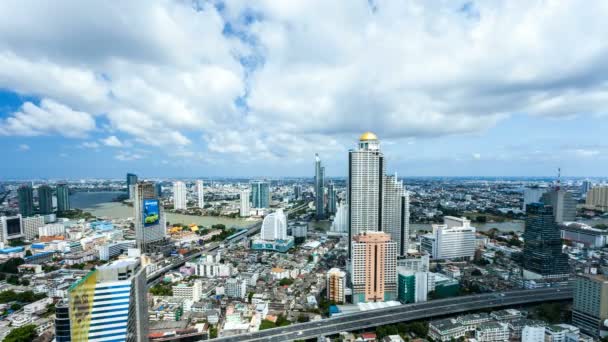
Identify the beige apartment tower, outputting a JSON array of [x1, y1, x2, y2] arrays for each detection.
[[351, 231, 397, 303], [326, 268, 346, 304]]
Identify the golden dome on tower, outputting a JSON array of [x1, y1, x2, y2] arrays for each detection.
[[359, 131, 378, 141]]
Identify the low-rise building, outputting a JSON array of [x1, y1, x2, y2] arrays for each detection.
[[475, 322, 509, 342], [429, 319, 467, 341]]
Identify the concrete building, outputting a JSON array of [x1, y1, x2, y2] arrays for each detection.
[[173, 181, 187, 210], [134, 182, 170, 255], [56, 183, 70, 212], [523, 187, 547, 211], [261, 210, 287, 241], [572, 273, 608, 338], [585, 186, 608, 212], [327, 182, 337, 215], [397, 269, 428, 304], [173, 280, 203, 302], [0, 215, 24, 243], [331, 202, 348, 234], [37, 185, 53, 215], [126, 173, 138, 200], [475, 322, 509, 342], [251, 181, 270, 208], [541, 189, 577, 223], [421, 216, 476, 260], [22, 215, 45, 240], [382, 174, 408, 256], [429, 319, 467, 342], [522, 325, 546, 342], [315, 153, 326, 219], [98, 240, 136, 261], [560, 222, 608, 248], [326, 268, 346, 304], [240, 189, 251, 217], [397, 254, 430, 272], [225, 278, 247, 299], [196, 180, 204, 209], [351, 231, 397, 303]]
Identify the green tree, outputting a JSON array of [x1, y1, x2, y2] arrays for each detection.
[[10, 303, 22, 311], [20, 279, 30, 286], [279, 278, 294, 286], [24, 250, 32, 257], [3, 324, 37, 342], [247, 292, 254, 304], [260, 320, 276, 330], [297, 314, 310, 323]]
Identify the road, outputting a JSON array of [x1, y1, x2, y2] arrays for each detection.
[[213, 287, 573, 342]]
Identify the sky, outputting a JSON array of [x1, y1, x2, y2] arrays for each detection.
[[1, 0, 608, 179]]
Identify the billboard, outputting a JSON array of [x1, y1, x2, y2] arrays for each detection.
[[143, 199, 160, 227], [69, 270, 97, 341]]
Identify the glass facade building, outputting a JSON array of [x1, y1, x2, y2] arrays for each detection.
[[37, 185, 53, 215], [18, 184, 34, 217], [315, 154, 326, 219], [250, 181, 270, 208], [57, 183, 70, 212]]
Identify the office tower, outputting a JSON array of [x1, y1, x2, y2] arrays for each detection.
[[382, 174, 409, 256], [326, 268, 346, 304], [585, 186, 608, 212], [348, 132, 385, 256], [18, 184, 34, 217], [315, 154, 326, 219], [126, 173, 138, 199], [351, 231, 397, 303], [572, 273, 608, 338], [293, 184, 301, 200], [56, 183, 70, 212], [0, 215, 24, 244], [581, 180, 593, 198], [523, 187, 547, 211], [155, 182, 162, 198], [541, 189, 577, 223], [261, 209, 287, 240], [173, 181, 187, 210], [522, 203, 569, 277], [420, 216, 476, 260], [397, 268, 428, 304], [134, 182, 169, 254], [251, 181, 270, 208], [196, 180, 204, 209], [54, 301, 70, 342], [240, 189, 251, 217], [327, 182, 337, 215], [331, 202, 348, 234], [37, 185, 53, 215], [67, 258, 148, 341]]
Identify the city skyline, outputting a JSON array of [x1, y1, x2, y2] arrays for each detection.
[[1, 1, 608, 178]]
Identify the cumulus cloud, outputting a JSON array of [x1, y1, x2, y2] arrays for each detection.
[[101, 135, 123, 147], [115, 150, 144, 161], [0, 99, 95, 138]]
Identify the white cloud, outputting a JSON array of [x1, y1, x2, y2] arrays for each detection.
[[101, 135, 123, 147], [571, 149, 600, 158], [18, 144, 30, 151], [472, 153, 482, 160], [81, 141, 100, 149], [115, 150, 144, 161], [0, 99, 95, 138]]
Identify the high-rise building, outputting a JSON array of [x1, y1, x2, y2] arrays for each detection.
[[331, 202, 348, 234], [240, 189, 251, 217], [18, 184, 34, 217], [196, 180, 204, 209], [293, 184, 302, 200], [67, 258, 148, 341], [541, 189, 577, 223], [155, 182, 163, 198], [382, 175, 409, 256], [326, 268, 346, 304], [572, 273, 608, 338], [126, 173, 138, 199], [585, 186, 608, 212], [173, 181, 187, 210], [56, 183, 70, 212], [0, 215, 24, 243], [581, 180, 593, 198], [402, 190, 411, 254], [327, 182, 337, 215], [522, 203, 569, 277], [351, 231, 397, 303], [261, 209, 287, 241], [251, 181, 270, 208], [37, 185, 53, 215], [134, 182, 169, 254], [420, 216, 476, 260], [348, 132, 385, 256], [315, 154, 326, 219], [397, 268, 428, 304], [523, 187, 547, 211], [54, 301, 70, 342]]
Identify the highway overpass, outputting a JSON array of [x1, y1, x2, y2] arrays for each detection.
[[213, 287, 573, 342]]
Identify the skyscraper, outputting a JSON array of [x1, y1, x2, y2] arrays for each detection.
[[56, 183, 70, 212], [196, 180, 204, 209], [18, 184, 34, 217], [261, 209, 287, 241], [293, 184, 302, 200], [126, 173, 138, 199], [522, 203, 569, 277], [572, 273, 608, 338], [585, 185, 608, 212], [37, 185, 53, 215], [581, 180, 593, 198], [315, 154, 326, 219], [327, 182, 337, 215], [134, 181, 169, 254], [348, 132, 384, 256], [421, 216, 476, 260], [351, 231, 397, 303], [155, 182, 163, 198], [382, 174, 408, 255], [67, 258, 148, 341], [541, 189, 577, 223], [251, 181, 270, 208], [326, 268, 346, 304], [173, 181, 187, 210], [240, 189, 251, 217], [522, 187, 547, 211]]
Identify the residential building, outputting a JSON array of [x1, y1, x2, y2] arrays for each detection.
[[37, 185, 53, 215], [251, 181, 270, 208], [261, 209, 287, 240], [397, 269, 428, 304], [293, 184, 301, 200], [127, 173, 138, 200], [39, 223, 65, 237], [240, 189, 251, 217], [22, 215, 45, 240], [382, 174, 408, 256], [560, 222, 608, 248], [585, 186, 608, 212], [572, 273, 608, 338], [429, 319, 467, 342], [326, 268, 346, 304], [331, 202, 348, 234], [522, 203, 569, 277], [397, 254, 430, 272], [521, 325, 545, 342], [196, 180, 204, 209], [173, 280, 203, 302], [173, 181, 187, 210], [541, 189, 577, 223], [475, 322, 509, 342], [18, 184, 34, 217], [351, 231, 397, 303], [315, 153, 326, 219], [545, 324, 581, 342], [0, 215, 24, 243], [134, 182, 170, 255], [421, 216, 476, 260], [56, 183, 70, 212], [225, 278, 247, 299], [98, 240, 136, 260], [54, 301, 70, 342], [327, 182, 337, 215]]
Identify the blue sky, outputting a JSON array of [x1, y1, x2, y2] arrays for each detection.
[[1, 1, 607, 179]]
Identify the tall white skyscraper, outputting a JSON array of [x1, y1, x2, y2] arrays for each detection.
[[173, 181, 187, 210], [240, 189, 251, 217], [331, 202, 348, 234], [196, 180, 204, 209], [261, 209, 287, 240], [382, 174, 409, 255]]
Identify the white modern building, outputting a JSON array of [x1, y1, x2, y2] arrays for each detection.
[[173, 181, 187, 210], [261, 210, 287, 241], [98, 240, 136, 261], [382, 174, 409, 255], [225, 278, 247, 299], [421, 216, 476, 260], [22, 215, 45, 240], [240, 189, 251, 217], [39, 223, 65, 237], [475, 322, 509, 342], [331, 202, 348, 234], [196, 180, 204, 209], [0, 215, 24, 243], [172, 280, 203, 302], [522, 325, 546, 342]]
